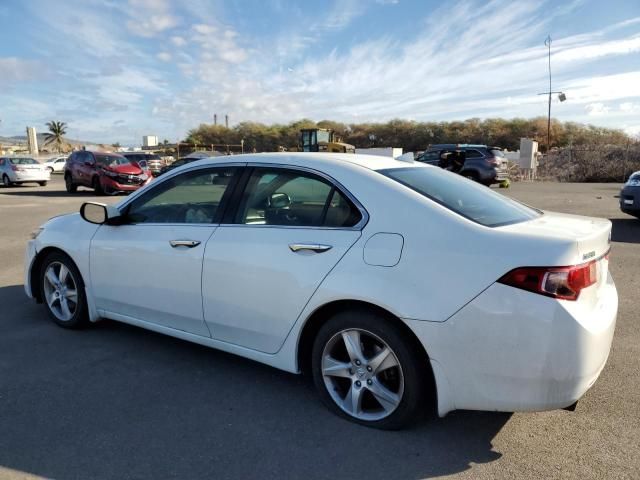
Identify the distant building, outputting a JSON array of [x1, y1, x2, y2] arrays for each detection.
[[142, 135, 158, 148], [26, 126, 39, 155]]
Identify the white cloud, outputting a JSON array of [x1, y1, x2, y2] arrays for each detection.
[[585, 103, 610, 116], [126, 0, 178, 37], [0, 58, 44, 85], [171, 35, 187, 46], [157, 52, 172, 62]]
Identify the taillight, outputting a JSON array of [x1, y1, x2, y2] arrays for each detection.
[[498, 261, 598, 301], [486, 156, 499, 166]]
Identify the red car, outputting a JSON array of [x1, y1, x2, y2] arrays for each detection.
[[64, 151, 151, 195]]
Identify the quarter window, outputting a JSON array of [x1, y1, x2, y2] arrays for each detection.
[[236, 168, 362, 228], [127, 167, 237, 224]]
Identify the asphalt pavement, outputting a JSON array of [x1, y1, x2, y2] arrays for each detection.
[[0, 176, 638, 480]]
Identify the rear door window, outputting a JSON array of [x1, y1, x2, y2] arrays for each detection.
[[236, 168, 362, 228], [380, 166, 540, 227], [464, 149, 483, 158]]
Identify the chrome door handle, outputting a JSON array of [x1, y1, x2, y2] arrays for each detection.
[[170, 240, 201, 248], [289, 243, 333, 253]]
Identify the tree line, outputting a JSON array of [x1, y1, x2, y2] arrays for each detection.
[[185, 117, 635, 153]]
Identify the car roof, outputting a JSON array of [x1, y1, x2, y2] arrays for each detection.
[[183, 152, 422, 173], [84, 151, 124, 157]]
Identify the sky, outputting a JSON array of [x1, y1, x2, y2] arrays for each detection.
[[0, 0, 639, 145]]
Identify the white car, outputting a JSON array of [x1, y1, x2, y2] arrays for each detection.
[[24, 153, 617, 429], [1, 157, 51, 187], [42, 156, 68, 173]]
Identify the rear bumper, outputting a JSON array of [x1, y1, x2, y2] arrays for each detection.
[[9, 172, 50, 183], [408, 275, 617, 416]]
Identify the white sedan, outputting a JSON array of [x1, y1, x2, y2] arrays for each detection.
[[24, 153, 617, 429], [1, 157, 50, 186], [42, 155, 68, 173]]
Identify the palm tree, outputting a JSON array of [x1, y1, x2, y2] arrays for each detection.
[[44, 121, 68, 153]]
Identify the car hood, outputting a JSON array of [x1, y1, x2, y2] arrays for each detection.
[[104, 164, 143, 175]]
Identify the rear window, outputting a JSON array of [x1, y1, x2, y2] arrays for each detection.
[[380, 166, 540, 227], [10, 158, 39, 165], [490, 149, 505, 158]]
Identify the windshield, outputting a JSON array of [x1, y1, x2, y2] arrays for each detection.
[[380, 166, 540, 227], [317, 130, 331, 143], [10, 158, 39, 165], [95, 155, 129, 167]]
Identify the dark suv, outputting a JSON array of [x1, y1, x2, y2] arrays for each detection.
[[64, 151, 151, 195], [416, 144, 509, 185], [620, 171, 640, 219]]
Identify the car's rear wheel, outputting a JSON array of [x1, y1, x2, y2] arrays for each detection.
[[39, 181, 48, 186], [2, 174, 12, 187], [311, 309, 427, 430], [47, 167, 54, 173], [40, 251, 88, 328], [65, 174, 77, 193]]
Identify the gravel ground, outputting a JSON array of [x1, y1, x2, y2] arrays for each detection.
[[0, 176, 638, 480]]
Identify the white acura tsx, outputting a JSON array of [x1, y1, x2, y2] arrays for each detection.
[[24, 153, 617, 429]]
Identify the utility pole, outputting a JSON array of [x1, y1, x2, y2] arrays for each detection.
[[538, 35, 566, 154]]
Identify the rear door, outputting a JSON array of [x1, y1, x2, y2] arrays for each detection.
[[202, 166, 366, 353]]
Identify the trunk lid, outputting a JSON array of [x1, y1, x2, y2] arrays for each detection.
[[504, 211, 611, 264], [497, 211, 611, 306]]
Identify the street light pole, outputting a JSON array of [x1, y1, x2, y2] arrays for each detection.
[[546, 35, 552, 154], [537, 35, 566, 154]]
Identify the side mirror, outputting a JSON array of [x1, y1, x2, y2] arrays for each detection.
[[80, 202, 121, 225], [268, 192, 291, 209]]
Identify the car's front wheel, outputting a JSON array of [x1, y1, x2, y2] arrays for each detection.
[[2, 174, 12, 187], [39, 181, 48, 186], [40, 251, 88, 328], [311, 309, 427, 430]]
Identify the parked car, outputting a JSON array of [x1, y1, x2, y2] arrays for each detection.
[[0, 157, 50, 187], [620, 171, 640, 218], [122, 152, 161, 177], [158, 151, 224, 176], [26, 153, 617, 429], [42, 155, 68, 173], [416, 144, 509, 185], [64, 151, 151, 195]]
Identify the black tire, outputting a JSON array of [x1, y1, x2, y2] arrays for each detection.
[[92, 176, 104, 195], [461, 171, 479, 182], [39, 251, 89, 329], [311, 309, 428, 430], [47, 167, 54, 173], [2, 174, 12, 187], [39, 181, 48, 187], [65, 174, 77, 193]]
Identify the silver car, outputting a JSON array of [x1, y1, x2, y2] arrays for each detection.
[[0, 157, 51, 187]]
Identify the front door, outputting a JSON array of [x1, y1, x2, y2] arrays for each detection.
[[91, 166, 240, 336], [202, 166, 365, 353]]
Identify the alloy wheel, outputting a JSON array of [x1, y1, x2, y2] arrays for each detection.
[[321, 328, 404, 421], [42, 261, 79, 322]]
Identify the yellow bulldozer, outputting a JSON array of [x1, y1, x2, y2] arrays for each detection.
[[298, 128, 355, 153]]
